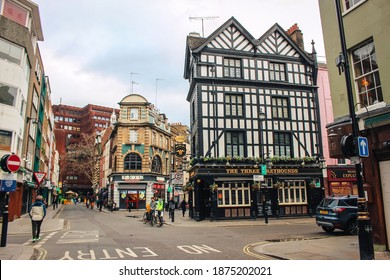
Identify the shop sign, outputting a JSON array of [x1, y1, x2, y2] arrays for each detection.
[[226, 167, 260, 174], [266, 168, 299, 175], [174, 143, 186, 157], [156, 177, 165, 182], [328, 169, 356, 181], [153, 184, 165, 189], [122, 175, 144, 181]]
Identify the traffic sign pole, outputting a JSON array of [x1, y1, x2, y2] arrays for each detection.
[[335, 0, 374, 259], [0, 192, 10, 247]]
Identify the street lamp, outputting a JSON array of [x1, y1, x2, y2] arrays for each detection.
[[260, 156, 273, 224], [334, 0, 374, 260]]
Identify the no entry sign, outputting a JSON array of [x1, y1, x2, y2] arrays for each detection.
[[0, 154, 21, 173]]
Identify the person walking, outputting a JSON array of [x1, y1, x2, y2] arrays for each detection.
[[29, 195, 46, 242], [52, 191, 58, 210], [168, 197, 175, 222], [180, 199, 187, 217]]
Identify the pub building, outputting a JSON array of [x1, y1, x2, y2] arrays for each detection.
[[187, 158, 324, 220], [184, 17, 325, 220]]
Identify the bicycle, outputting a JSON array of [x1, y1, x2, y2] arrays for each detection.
[[142, 210, 163, 227], [152, 211, 163, 227]]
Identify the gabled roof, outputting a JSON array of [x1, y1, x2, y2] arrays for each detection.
[[256, 23, 313, 63], [184, 17, 315, 79], [190, 16, 256, 53], [184, 17, 256, 79]]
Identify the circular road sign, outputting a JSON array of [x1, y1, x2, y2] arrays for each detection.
[[6, 154, 21, 173]]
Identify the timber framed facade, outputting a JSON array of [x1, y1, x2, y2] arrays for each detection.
[[184, 17, 325, 220]]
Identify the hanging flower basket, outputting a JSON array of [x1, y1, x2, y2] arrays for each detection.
[[211, 183, 218, 192], [252, 183, 260, 190], [309, 181, 316, 188]]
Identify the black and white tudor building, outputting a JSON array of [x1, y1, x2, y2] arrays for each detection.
[[184, 17, 325, 220]]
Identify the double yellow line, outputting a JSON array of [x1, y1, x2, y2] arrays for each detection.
[[243, 242, 282, 260]]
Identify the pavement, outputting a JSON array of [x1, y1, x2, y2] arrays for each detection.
[[1, 204, 389, 260]]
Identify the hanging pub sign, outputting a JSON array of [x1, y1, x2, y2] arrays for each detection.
[[174, 143, 186, 157]]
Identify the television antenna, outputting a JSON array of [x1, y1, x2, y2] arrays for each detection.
[[189, 16, 219, 37]]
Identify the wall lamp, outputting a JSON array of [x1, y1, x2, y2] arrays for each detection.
[[26, 117, 38, 124]]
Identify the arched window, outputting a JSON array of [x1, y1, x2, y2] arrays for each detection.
[[151, 155, 162, 173], [124, 153, 142, 171]]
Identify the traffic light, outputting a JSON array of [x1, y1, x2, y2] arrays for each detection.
[[340, 134, 357, 158], [0, 154, 10, 172]]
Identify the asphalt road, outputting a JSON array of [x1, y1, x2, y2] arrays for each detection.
[[7, 204, 330, 260]]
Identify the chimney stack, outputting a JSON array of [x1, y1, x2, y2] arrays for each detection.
[[287, 23, 304, 50]]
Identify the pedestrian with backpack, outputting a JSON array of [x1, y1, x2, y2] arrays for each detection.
[[29, 195, 46, 242]]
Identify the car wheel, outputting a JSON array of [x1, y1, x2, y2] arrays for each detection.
[[347, 220, 358, 235], [322, 226, 335, 233]]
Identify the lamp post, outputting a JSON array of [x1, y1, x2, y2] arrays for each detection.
[[334, 0, 374, 260]]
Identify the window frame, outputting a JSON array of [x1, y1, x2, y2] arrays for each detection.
[[0, 129, 13, 151], [0, 37, 24, 65], [0, 82, 18, 107], [269, 62, 286, 81], [351, 40, 383, 107], [225, 94, 244, 117], [151, 155, 162, 173], [129, 129, 138, 143], [277, 182, 307, 205], [123, 153, 142, 171], [130, 108, 139, 120], [223, 58, 242, 78], [272, 97, 289, 119], [273, 132, 292, 157], [217, 182, 251, 207], [343, 0, 364, 11], [226, 131, 245, 157]]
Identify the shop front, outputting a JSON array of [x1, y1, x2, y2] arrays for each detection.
[[326, 165, 357, 196], [108, 174, 168, 210], [188, 161, 324, 220]]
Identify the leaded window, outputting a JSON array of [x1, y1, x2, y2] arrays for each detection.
[[223, 58, 241, 78], [352, 40, 383, 107], [272, 97, 289, 119], [225, 94, 243, 116], [269, 62, 286, 81], [273, 132, 292, 157], [226, 131, 245, 157]]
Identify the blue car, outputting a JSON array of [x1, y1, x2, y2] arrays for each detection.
[[315, 195, 358, 235]]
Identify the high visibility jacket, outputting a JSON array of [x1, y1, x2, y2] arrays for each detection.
[[156, 199, 163, 211]]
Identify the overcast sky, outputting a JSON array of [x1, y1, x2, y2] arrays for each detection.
[[34, 0, 326, 126]]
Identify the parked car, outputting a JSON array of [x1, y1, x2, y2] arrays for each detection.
[[315, 195, 358, 235]]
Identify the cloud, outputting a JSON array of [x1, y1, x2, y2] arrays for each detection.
[[36, 0, 326, 126]]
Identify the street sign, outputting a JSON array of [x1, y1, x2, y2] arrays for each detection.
[[358, 136, 369, 157], [6, 154, 21, 172], [33, 172, 46, 184], [0, 179, 16, 192], [0, 154, 21, 173], [253, 175, 264, 181]]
